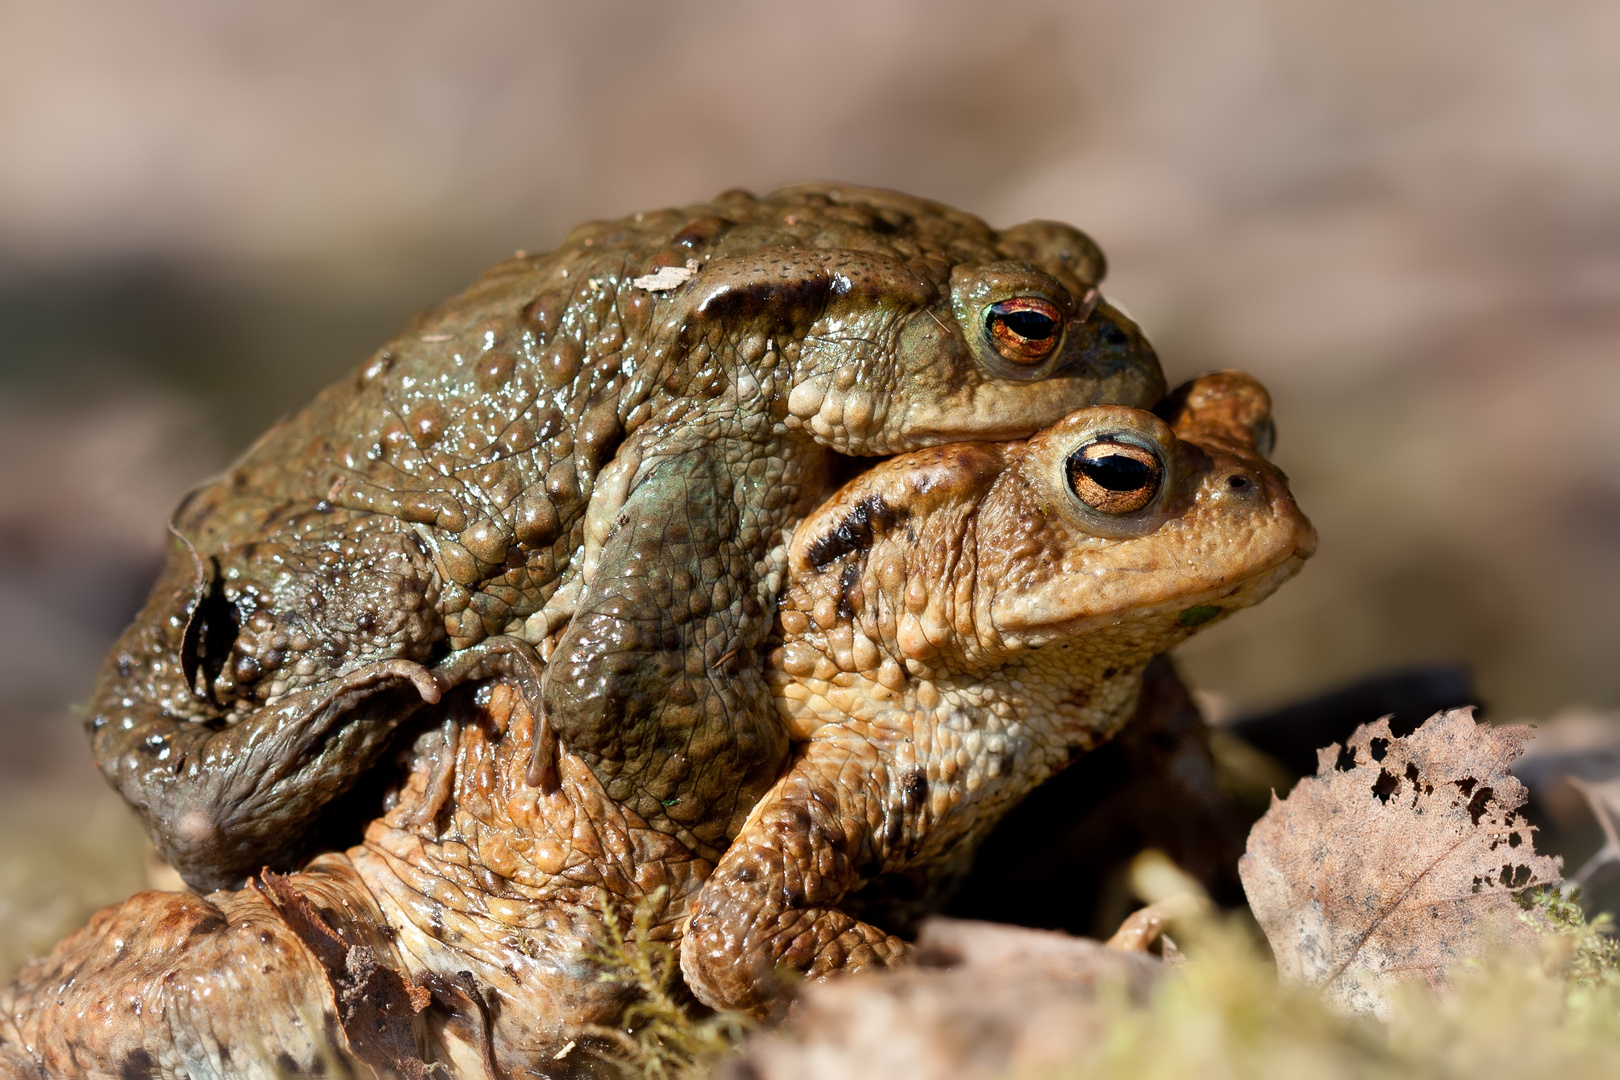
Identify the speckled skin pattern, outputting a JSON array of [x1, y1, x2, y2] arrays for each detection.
[[2, 374, 1301, 1077], [1, 376, 1307, 1078], [681, 372, 1316, 1015], [88, 183, 1165, 892]]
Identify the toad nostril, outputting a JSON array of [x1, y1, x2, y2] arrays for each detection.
[[1226, 474, 1251, 491], [1102, 326, 1129, 346]]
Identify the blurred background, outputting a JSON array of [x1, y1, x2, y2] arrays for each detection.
[[1, 0, 1616, 973]]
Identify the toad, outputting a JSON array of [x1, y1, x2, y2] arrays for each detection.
[[89, 184, 1165, 891], [680, 371, 1314, 1015], [2, 374, 1309, 1077]]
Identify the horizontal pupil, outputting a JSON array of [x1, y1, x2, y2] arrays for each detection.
[[1080, 454, 1153, 492], [998, 311, 1056, 340]]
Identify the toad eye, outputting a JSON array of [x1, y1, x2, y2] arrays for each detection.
[[985, 298, 1063, 364], [1065, 438, 1163, 515]]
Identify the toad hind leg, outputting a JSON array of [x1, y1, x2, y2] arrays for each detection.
[[539, 432, 817, 855], [681, 739, 910, 1017]]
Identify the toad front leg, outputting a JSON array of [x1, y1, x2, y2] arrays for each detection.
[[681, 731, 911, 1017], [540, 428, 825, 857]]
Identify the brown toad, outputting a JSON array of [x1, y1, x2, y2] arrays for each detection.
[[3, 374, 1308, 1078], [91, 184, 1165, 890], [681, 371, 1314, 1015]]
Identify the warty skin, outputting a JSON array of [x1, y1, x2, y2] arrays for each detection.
[[681, 371, 1316, 1015], [88, 183, 1165, 891], [2, 374, 1307, 1079]]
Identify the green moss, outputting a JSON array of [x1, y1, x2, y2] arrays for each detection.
[[583, 889, 751, 1079], [578, 871, 1620, 1080], [1521, 886, 1620, 994], [1021, 900, 1620, 1080]]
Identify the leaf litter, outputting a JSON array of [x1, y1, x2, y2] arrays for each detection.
[[623, 708, 1620, 1078], [1240, 706, 1562, 1016]]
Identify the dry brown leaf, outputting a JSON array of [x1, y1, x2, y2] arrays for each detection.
[[1240, 707, 1561, 1016]]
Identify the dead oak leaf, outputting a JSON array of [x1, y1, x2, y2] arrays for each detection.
[[1239, 707, 1561, 1017]]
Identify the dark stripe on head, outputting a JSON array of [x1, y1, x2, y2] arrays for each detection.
[[806, 494, 909, 571], [694, 271, 838, 329]]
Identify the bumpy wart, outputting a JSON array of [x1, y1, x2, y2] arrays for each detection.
[[680, 373, 1315, 1015], [89, 183, 1166, 891], [9, 375, 1311, 1077]]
